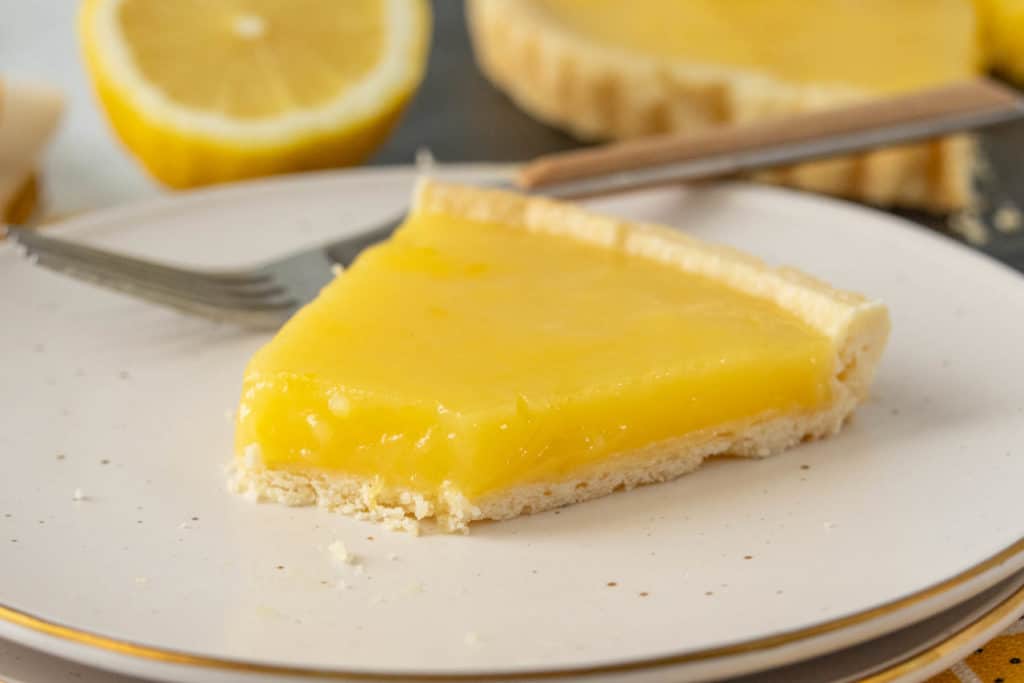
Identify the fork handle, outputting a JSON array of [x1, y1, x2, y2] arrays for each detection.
[[518, 79, 1024, 199]]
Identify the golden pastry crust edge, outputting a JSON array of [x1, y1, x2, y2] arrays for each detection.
[[465, 0, 973, 212], [229, 181, 890, 533]]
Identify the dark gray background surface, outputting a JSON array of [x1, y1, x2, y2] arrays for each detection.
[[371, 2, 1024, 274]]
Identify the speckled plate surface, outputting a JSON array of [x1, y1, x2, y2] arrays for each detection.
[[1, 167, 1023, 683]]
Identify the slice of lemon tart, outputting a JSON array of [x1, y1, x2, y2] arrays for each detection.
[[230, 181, 890, 532], [467, 0, 982, 212]]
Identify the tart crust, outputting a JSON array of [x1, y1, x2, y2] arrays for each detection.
[[465, 0, 974, 212], [229, 180, 890, 533]]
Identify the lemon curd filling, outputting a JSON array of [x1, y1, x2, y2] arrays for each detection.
[[535, 0, 980, 93], [236, 200, 835, 501]]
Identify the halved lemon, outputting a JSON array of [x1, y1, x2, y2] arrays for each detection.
[[79, 0, 430, 188]]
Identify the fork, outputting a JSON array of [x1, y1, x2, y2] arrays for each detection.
[[6, 79, 1023, 329]]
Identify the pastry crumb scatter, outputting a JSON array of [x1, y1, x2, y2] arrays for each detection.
[[243, 443, 263, 468], [328, 540, 358, 566], [415, 147, 436, 172], [607, 581, 618, 587], [71, 488, 86, 502], [994, 205, 1022, 234], [949, 211, 989, 246]]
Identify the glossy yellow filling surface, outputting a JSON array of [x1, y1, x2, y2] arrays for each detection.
[[237, 211, 835, 499], [536, 0, 981, 93]]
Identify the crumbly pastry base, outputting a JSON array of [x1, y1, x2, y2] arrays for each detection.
[[230, 180, 890, 533], [465, 0, 973, 212], [229, 395, 864, 535]]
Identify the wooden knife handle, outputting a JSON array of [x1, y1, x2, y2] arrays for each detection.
[[517, 79, 1021, 191]]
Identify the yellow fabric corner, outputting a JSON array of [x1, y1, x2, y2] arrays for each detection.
[[932, 616, 1024, 682]]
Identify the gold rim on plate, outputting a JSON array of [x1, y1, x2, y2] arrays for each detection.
[[860, 573, 1024, 683], [1, 576, 1019, 683], [0, 537, 1022, 680]]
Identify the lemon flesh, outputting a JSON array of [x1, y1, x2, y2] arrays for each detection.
[[118, 0, 387, 120], [79, 0, 430, 187]]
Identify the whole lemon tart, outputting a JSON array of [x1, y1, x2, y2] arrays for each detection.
[[467, 0, 983, 212], [229, 180, 890, 533]]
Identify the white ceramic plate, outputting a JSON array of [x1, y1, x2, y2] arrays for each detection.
[[2, 167, 1023, 683], [3, 566, 1022, 683]]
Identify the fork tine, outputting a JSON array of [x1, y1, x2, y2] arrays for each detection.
[[30, 252, 293, 329], [8, 227, 279, 294], [30, 249, 298, 315], [9, 227, 292, 311]]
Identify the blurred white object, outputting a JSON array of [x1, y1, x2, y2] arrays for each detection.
[[0, 78, 64, 219], [0, 1, 160, 216]]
